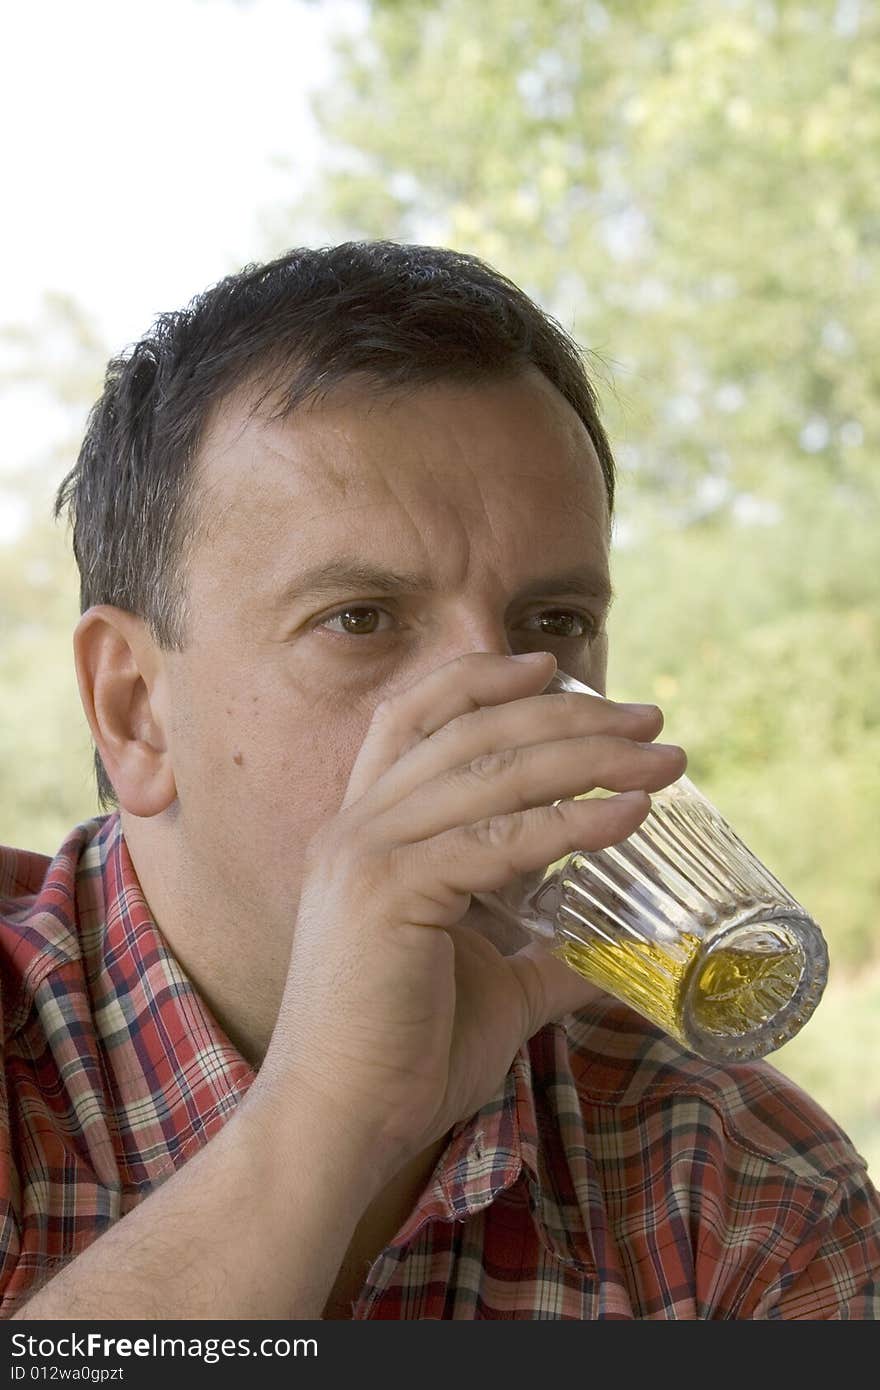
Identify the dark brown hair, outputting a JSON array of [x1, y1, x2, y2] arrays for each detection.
[[55, 240, 616, 808]]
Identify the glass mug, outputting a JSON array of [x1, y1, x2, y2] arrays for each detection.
[[475, 670, 829, 1064]]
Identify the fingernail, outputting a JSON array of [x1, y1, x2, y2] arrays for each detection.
[[638, 741, 681, 753], [619, 702, 660, 714], [510, 651, 554, 663]]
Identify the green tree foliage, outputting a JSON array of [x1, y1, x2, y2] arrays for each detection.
[[0, 467, 99, 849], [0, 295, 106, 849]]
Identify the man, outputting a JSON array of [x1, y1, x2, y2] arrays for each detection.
[[1, 242, 878, 1320]]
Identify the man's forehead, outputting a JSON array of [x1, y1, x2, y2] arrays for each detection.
[[194, 369, 609, 538]]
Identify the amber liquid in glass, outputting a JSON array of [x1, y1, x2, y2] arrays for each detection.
[[555, 927, 805, 1049]]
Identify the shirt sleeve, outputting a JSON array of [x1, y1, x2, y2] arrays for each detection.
[[0, 981, 23, 1313], [746, 1158, 880, 1319]]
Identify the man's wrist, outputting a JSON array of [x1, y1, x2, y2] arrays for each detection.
[[235, 1074, 405, 1212]]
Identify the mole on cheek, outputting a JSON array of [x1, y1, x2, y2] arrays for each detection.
[[232, 750, 243, 766]]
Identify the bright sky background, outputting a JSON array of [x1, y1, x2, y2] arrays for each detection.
[[0, 0, 363, 500]]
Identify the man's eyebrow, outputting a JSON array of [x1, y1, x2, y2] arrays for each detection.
[[274, 559, 615, 607]]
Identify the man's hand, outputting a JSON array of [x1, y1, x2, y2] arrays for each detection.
[[254, 651, 687, 1182]]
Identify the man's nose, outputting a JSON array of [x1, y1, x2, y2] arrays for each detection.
[[433, 614, 517, 664]]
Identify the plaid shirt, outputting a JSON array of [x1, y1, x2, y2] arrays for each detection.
[[1, 814, 879, 1320]]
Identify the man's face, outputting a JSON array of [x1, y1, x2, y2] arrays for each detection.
[[158, 367, 613, 939]]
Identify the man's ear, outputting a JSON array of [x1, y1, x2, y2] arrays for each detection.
[[73, 606, 177, 817]]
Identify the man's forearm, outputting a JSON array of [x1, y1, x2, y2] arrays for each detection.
[[11, 1089, 382, 1320]]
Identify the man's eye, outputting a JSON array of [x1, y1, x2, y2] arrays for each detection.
[[319, 606, 392, 636], [524, 609, 597, 640]]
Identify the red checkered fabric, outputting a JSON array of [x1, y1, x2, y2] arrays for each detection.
[[2, 814, 878, 1319]]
